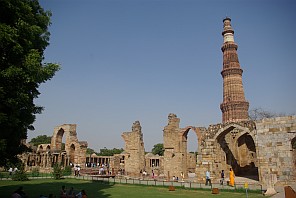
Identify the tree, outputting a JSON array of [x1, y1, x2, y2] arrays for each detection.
[[29, 135, 51, 146], [86, 148, 97, 155], [97, 147, 124, 156], [152, 143, 164, 156], [249, 108, 290, 121], [0, 0, 60, 167]]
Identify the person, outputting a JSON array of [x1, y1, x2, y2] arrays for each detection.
[[13, 186, 27, 198], [229, 168, 235, 187], [9, 167, 13, 176], [60, 185, 66, 198], [67, 187, 75, 198], [74, 166, 78, 176], [76, 190, 87, 198], [77, 166, 81, 176], [11, 192, 21, 198], [205, 170, 211, 186], [220, 170, 225, 185], [81, 190, 87, 198]]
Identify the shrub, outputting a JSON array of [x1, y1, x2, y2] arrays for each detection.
[[31, 168, 40, 177], [11, 164, 28, 181], [63, 166, 72, 176], [52, 164, 62, 180]]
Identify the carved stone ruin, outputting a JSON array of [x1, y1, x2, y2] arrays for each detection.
[[21, 124, 88, 171]]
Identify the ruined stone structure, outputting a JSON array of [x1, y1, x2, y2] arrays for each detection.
[[22, 124, 88, 171], [162, 113, 204, 180], [121, 121, 145, 177], [51, 124, 88, 166], [220, 17, 249, 123], [20, 18, 295, 186], [256, 117, 296, 182], [120, 18, 296, 185]]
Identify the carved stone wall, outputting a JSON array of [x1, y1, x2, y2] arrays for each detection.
[[255, 116, 296, 183]]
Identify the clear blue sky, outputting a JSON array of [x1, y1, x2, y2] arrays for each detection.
[[29, 0, 296, 152]]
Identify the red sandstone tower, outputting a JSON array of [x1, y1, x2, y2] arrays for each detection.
[[220, 17, 249, 123]]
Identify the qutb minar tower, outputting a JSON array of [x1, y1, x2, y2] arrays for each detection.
[[220, 17, 249, 123]]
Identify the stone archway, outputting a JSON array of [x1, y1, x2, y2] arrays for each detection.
[[38, 145, 43, 152], [214, 123, 259, 180], [46, 145, 50, 152], [70, 143, 75, 164], [180, 126, 203, 147], [179, 126, 204, 177], [235, 133, 258, 178], [50, 124, 88, 167], [54, 128, 65, 151]]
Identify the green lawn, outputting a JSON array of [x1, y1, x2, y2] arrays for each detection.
[[0, 178, 264, 198]]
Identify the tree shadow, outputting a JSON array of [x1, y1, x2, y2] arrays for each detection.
[[0, 178, 113, 198]]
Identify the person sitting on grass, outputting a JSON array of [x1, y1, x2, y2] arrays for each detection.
[[60, 185, 66, 198], [76, 189, 87, 198], [67, 187, 75, 198]]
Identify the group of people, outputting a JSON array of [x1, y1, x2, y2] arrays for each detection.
[[60, 185, 87, 198], [205, 168, 235, 186], [74, 166, 81, 176], [8, 167, 18, 176]]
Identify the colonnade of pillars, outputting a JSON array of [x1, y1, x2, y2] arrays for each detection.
[[149, 159, 160, 167], [86, 156, 111, 167], [25, 153, 71, 168]]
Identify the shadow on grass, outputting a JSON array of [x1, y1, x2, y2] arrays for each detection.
[[0, 178, 113, 198]]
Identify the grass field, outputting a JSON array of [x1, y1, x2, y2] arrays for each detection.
[[0, 178, 264, 198]]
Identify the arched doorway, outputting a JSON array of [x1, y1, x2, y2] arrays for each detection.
[[180, 127, 203, 178], [215, 125, 259, 181], [70, 144, 76, 164], [236, 133, 258, 179], [55, 128, 65, 150], [186, 129, 198, 174], [38, 145, 43, 153], [46, 145, 50, 152]]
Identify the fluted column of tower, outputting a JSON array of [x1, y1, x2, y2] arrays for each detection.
[[220, 17, 249, 123]]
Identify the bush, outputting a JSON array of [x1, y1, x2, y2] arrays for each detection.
[[31, 168, 40, 177], [11, 164, 28, 181], [52, 164, 62, 180], [63, 166, 72, 176]]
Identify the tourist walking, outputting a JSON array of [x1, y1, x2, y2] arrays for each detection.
[[205, 170, 211, 186], [229, 168, 235, 187], [220, 170, 225, 185]]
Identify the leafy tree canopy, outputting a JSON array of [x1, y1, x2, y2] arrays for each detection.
[[152, 143, 164, 156], [29, 135, 51, 146], [97, 147, 124, 156], [86, 148, 97, 155], [0, 0, 60, 167]]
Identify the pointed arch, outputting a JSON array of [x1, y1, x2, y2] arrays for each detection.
[[180, 126, 203, 145], [214, 123, 259, 180], [69, 143, 76, 164]]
